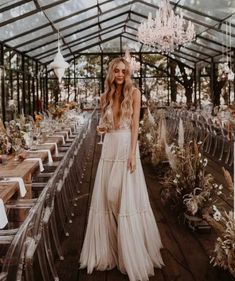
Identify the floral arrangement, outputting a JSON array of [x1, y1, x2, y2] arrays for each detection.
[[200, 168, 234, 277], [52, 107, 66, 120], [65, 101, 77, 110], [35, 114, 43, 122], [207, 210, 235, 277], [161, 135, 223, 217], [48, 103, 68, 120], [4, 120, 27, 153], [0, 133, 11, 155]]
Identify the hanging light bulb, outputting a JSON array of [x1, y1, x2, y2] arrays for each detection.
[[49, 31, 69, 83]]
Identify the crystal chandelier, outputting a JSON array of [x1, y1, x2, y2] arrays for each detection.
[[218, 19, 234, 81], [137, 0, 195, 53], [124, 48, 140, 74]]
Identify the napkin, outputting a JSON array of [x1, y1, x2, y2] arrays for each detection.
[[0, 177, 27, 197], [30, 149, 53, 164], [25, 158, 44, 172], [0, 199, 8, 229], [44, 142, 59, 156]]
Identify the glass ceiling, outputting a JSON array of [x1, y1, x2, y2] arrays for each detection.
[[0, 0, 234, 68]]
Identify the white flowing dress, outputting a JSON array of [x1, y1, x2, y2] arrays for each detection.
[[80, 107, 164, 281]]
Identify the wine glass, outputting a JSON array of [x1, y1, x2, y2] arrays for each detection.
[[12, 143, 21, 164], [32, 127, 41, 146], [97, 125, 107, 145]]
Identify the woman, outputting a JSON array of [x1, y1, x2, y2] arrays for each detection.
[[80, 57, 164, 281]]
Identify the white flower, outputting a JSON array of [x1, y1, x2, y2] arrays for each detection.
[[213, 208, 222, 221], [212, 205, 217, 211], [146, 133, 152, 142], [173, 179, 178, 184], [203, 158, 208, 167]]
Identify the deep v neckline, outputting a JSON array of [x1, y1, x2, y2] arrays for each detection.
[[110, 106, 117, 129], [110, 104, 121, 130]]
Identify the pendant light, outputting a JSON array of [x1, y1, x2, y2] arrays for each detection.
[[49, 31, 69, 83]]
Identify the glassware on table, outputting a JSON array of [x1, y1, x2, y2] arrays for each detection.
[[12, 144, 21, 164], [32, 127, 41, 145], [97, 125, 107, 144]]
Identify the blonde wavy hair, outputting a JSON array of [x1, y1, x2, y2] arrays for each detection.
[[101, 57, 135, 127]]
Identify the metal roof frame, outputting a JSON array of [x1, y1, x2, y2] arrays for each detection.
[[0, 0, 234, 68]]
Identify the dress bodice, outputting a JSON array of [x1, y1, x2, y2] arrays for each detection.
[[100, 106, 131, 130]]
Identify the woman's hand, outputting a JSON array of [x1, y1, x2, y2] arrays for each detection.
[[127, 153, 136, 173]]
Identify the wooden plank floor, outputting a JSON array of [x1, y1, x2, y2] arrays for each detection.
[[56, 131, 234, 281]]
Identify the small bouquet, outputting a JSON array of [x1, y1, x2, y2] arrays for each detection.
[[209, 210, 235, 278], [35, 114, 43, 122], [5, 120, 27, 152], [0, 133, 11, 155]]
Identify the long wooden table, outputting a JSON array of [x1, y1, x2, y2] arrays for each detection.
[[0, 182, 19, 203], [0, 134, 66, 202]]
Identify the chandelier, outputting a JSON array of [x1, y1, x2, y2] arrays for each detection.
[[218, 19, 234, 81], [137, 0, 195, 53], [124, 48, 140, 74]]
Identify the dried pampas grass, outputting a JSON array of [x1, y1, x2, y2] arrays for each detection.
[[222, 167, 233, 192], [178, 118, 184, 149]]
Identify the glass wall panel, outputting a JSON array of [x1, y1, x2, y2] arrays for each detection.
[[0, 12, 48, 43], [101, 38, 121, 53], [177, 0, 235, 19], [0, 67, 4, 121], [3, 47, 11, 69], [76, 78, 101, 107], [12, 71, 18, 112], [2, 2, 36, 22], [144, 77, 169, 105]]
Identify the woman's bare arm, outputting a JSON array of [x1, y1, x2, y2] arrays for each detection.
[[97, 94, 107, 132], [128, 88, 141, 172]]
